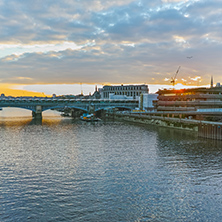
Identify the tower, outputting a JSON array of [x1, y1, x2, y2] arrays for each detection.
[[211, 76, 213, 88]]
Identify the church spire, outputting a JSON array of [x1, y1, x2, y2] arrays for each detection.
[[211, 76, 213, 88]]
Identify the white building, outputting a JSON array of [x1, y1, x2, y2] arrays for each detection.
[[101, 84, 149, 99], [139, 93, 158, 111]]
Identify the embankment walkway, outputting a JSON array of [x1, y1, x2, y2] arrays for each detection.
[[108, 113, 222, 141]]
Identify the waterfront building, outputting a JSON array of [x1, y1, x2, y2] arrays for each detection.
[[154, 84, 222, 113], [139, 93, 158, 111], [101, 84, 149, 99]]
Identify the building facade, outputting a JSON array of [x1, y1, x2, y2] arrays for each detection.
[[139, 93, 158, 111], [101, 84, 149, 99], [154, 86, 222, 112]]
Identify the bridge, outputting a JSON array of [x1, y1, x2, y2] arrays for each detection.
[[0, 97, 139, 118]]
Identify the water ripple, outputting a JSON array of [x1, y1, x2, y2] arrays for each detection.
[[1, 118, 222, 221]]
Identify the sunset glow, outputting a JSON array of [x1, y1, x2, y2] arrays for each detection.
[[0, 0, 221, 94], [0, 84, 49, 97]]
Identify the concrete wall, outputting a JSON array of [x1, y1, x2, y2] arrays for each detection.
[[108, 113, 198, 132], [107, 112, 222, 140]]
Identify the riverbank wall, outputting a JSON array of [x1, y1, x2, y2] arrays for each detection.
[[107, 112, 222, 140]]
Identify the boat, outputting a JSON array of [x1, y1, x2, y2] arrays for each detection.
[[80, 113, 101, 122]]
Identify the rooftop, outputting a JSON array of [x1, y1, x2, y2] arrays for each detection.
[[157, 86, 222, 95]]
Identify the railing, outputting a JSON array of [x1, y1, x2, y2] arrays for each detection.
[[0, 97, 139, 112], [157, 100, 222, 106], [158, 94, 222, 100]]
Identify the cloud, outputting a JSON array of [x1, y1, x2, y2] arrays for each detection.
[[0, 0, 221, 88], [0, 41, 85, 58]]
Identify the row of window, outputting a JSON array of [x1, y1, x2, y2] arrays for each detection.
[[104, 86, 146, 91], [103, 91, 142, 98]]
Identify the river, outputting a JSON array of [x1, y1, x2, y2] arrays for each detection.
[[1, 109, 222, 221]]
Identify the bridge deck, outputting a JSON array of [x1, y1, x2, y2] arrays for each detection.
[[0, 97, 139, 113]]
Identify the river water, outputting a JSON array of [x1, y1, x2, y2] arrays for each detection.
[[1, 110, 222, 221]]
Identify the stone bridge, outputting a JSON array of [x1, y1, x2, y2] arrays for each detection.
[[0, 97, 139, 118]]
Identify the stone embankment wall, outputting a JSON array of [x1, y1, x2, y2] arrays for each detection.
[[109, 113, 198, 131], [198, 123, 222, 140], [107, 113, 222, 140]]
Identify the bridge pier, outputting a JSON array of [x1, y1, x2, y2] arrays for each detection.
[[71, 109, 78, 118], [70, 109, 85, 118], [0, 98, 138, 118], [32, 105, 42, 119], [32, 112, 42, 119], [88, 104, 95, 114]]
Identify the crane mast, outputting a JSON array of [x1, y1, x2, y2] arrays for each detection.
[[171, 66, 181, 87]]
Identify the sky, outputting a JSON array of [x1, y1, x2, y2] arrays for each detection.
[[0, 0, 221, 96]]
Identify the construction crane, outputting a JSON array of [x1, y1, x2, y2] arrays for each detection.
[[171, 66, 181, 87]]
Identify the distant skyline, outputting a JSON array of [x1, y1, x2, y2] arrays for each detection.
[[6, 83, 208, 97], [0, 0, 222, 95]]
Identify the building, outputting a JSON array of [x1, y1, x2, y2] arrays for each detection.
[[92, 85, 101, 99], [154, 85, 222, 116], [101, 84, 149, 99], [139, 93, 158, 111]]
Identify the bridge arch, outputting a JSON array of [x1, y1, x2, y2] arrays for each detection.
[[95, 106, 132, 112], [1, 105, 36, 112], [42, 105, 88, 112], [0, 98, 138, 118]]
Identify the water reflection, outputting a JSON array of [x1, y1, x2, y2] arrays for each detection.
[[0, 107, 60, 118], [152, 127, 222, 221], [1, 118, 222, 221]]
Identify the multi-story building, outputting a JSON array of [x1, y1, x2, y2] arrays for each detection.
[[154, 86, 222, 112], [101, 84, 149, 99]]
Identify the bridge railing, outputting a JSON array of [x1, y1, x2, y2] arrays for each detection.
[[0, 98, 138, 104], [0, 98, 139, 110]]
